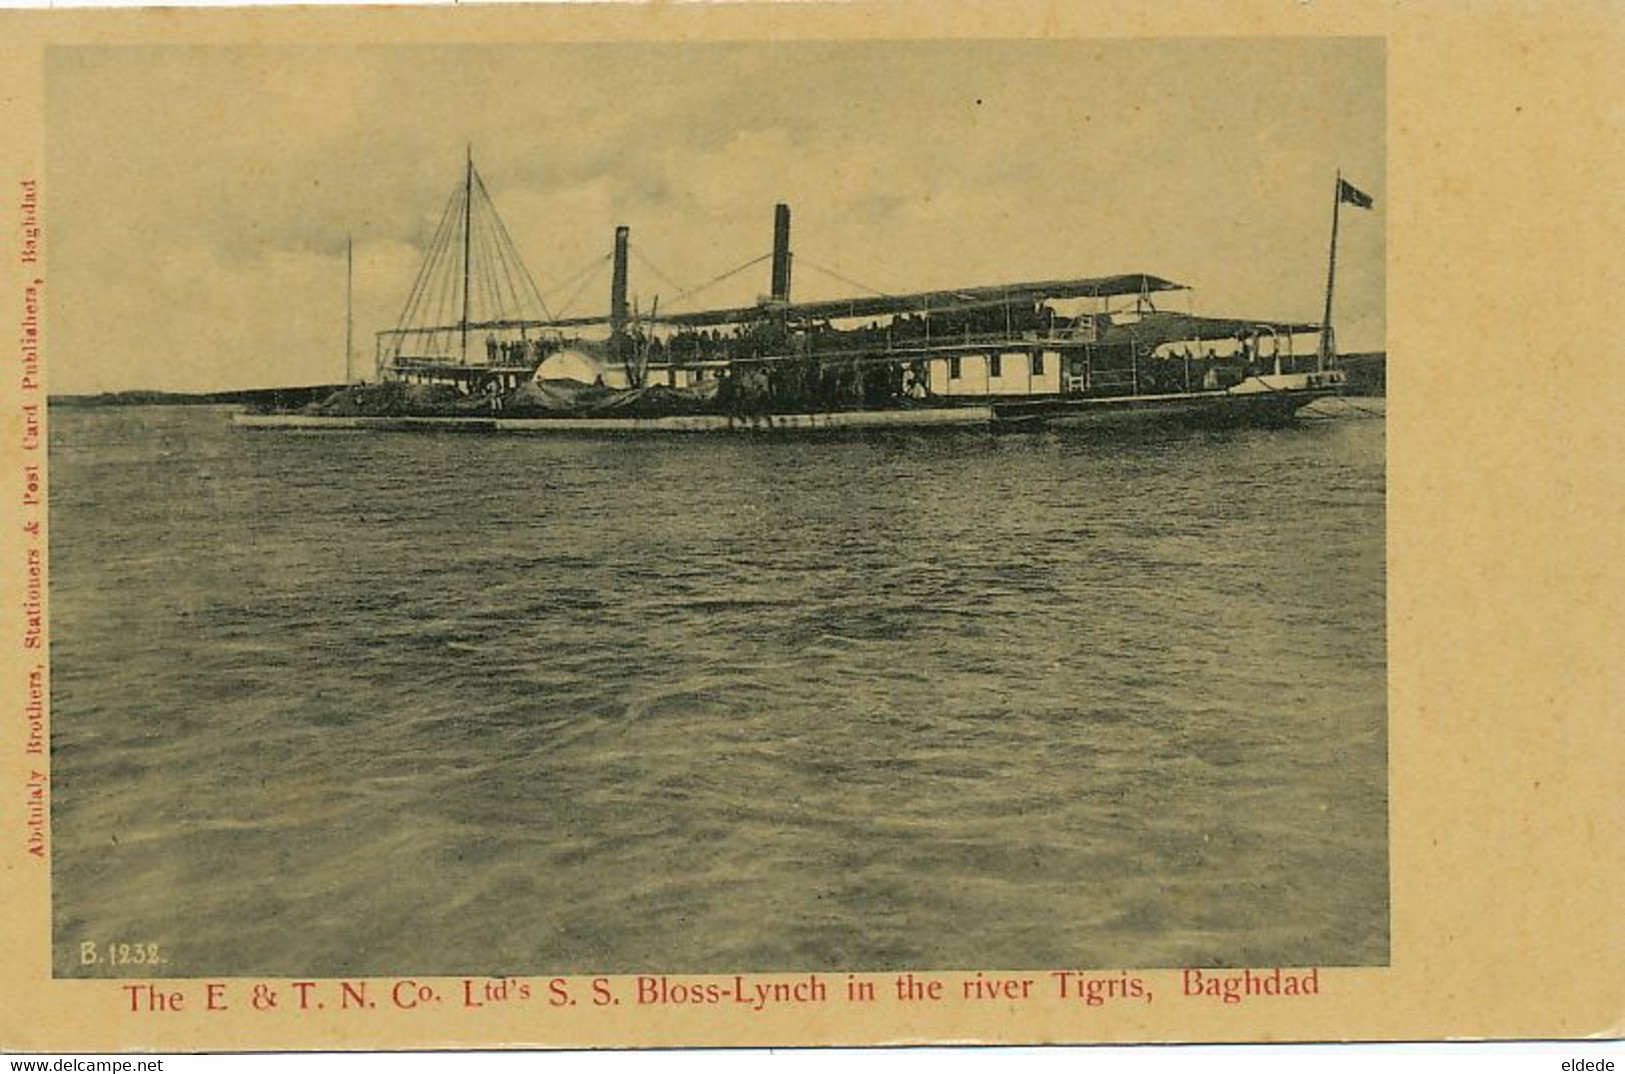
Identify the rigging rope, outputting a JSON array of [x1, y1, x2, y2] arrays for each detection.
[[795, 256, 896, 300], [540, 252, 613, 310], [391, 185, 462, 354], [389, 162, 560, 361], [483, 213, 524, 324], [425, 194, 462, 354], [553, 256, 611, 320], [476, 200, 511, 328], [664, 252, 773, 311], [474, 169, 555, 323], [417, 201, 455, 355], [630, 246, 689, 298]]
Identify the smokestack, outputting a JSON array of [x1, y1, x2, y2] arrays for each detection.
[[770, 203, 792, 303], [610, 225, 630, 345]]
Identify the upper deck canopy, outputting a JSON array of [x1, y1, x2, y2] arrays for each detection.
[[649, 273, 1184, 328], [1097, 311, 1322, 348]]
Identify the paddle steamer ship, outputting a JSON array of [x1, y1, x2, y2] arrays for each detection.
[[238, 155, 1371, 434]]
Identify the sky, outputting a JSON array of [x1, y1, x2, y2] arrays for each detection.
[[46, 38, 1384, 393]]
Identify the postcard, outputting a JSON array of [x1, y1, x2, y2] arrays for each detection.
[[1, 0, 1619, 1053]]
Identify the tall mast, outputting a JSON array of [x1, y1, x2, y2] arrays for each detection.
[[460, 145, 473, 364], [345, 233, 354, 385], [1318, 169, 1343, 371]]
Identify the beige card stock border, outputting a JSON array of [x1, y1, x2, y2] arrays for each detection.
[[1, 1, 1621, 1052]]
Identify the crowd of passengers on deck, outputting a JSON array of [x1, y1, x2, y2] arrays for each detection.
[[471, 306, 1301, 393]]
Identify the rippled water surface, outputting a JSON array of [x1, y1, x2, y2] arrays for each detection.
[[50, 406, 1386, 976]]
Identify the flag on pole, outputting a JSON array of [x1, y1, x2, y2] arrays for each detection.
[[1338, 178, 1375, 210]]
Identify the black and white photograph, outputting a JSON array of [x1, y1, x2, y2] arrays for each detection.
[[43, 37, 1387, 981]]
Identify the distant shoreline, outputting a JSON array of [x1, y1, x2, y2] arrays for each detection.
[[1337, 352, 1385, 395], [48, 385, 345, 409]]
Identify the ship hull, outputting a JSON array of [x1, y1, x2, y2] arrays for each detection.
[[233, 384, 1336, 435], [994, 387, 1336, 430], [232, 404, 996, 435]]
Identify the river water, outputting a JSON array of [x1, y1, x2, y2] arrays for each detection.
[[49, 406, 1386, 977]]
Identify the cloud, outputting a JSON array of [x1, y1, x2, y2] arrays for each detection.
[[47, 39, 1384, 393]]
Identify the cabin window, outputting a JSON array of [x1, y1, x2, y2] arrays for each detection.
[[949, 356, 961, 380], [1031, 352, 1045, 377], [989, 354, 1003, 378]]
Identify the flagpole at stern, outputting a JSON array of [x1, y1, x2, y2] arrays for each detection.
[[1318, 169, 1343, 372]]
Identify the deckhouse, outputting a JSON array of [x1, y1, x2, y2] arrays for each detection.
[[352, 153, 1348, 430]]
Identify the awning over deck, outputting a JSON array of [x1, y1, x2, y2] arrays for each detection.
[[1096, 312, 1322, 349], [656, 273, 1186, 328]]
